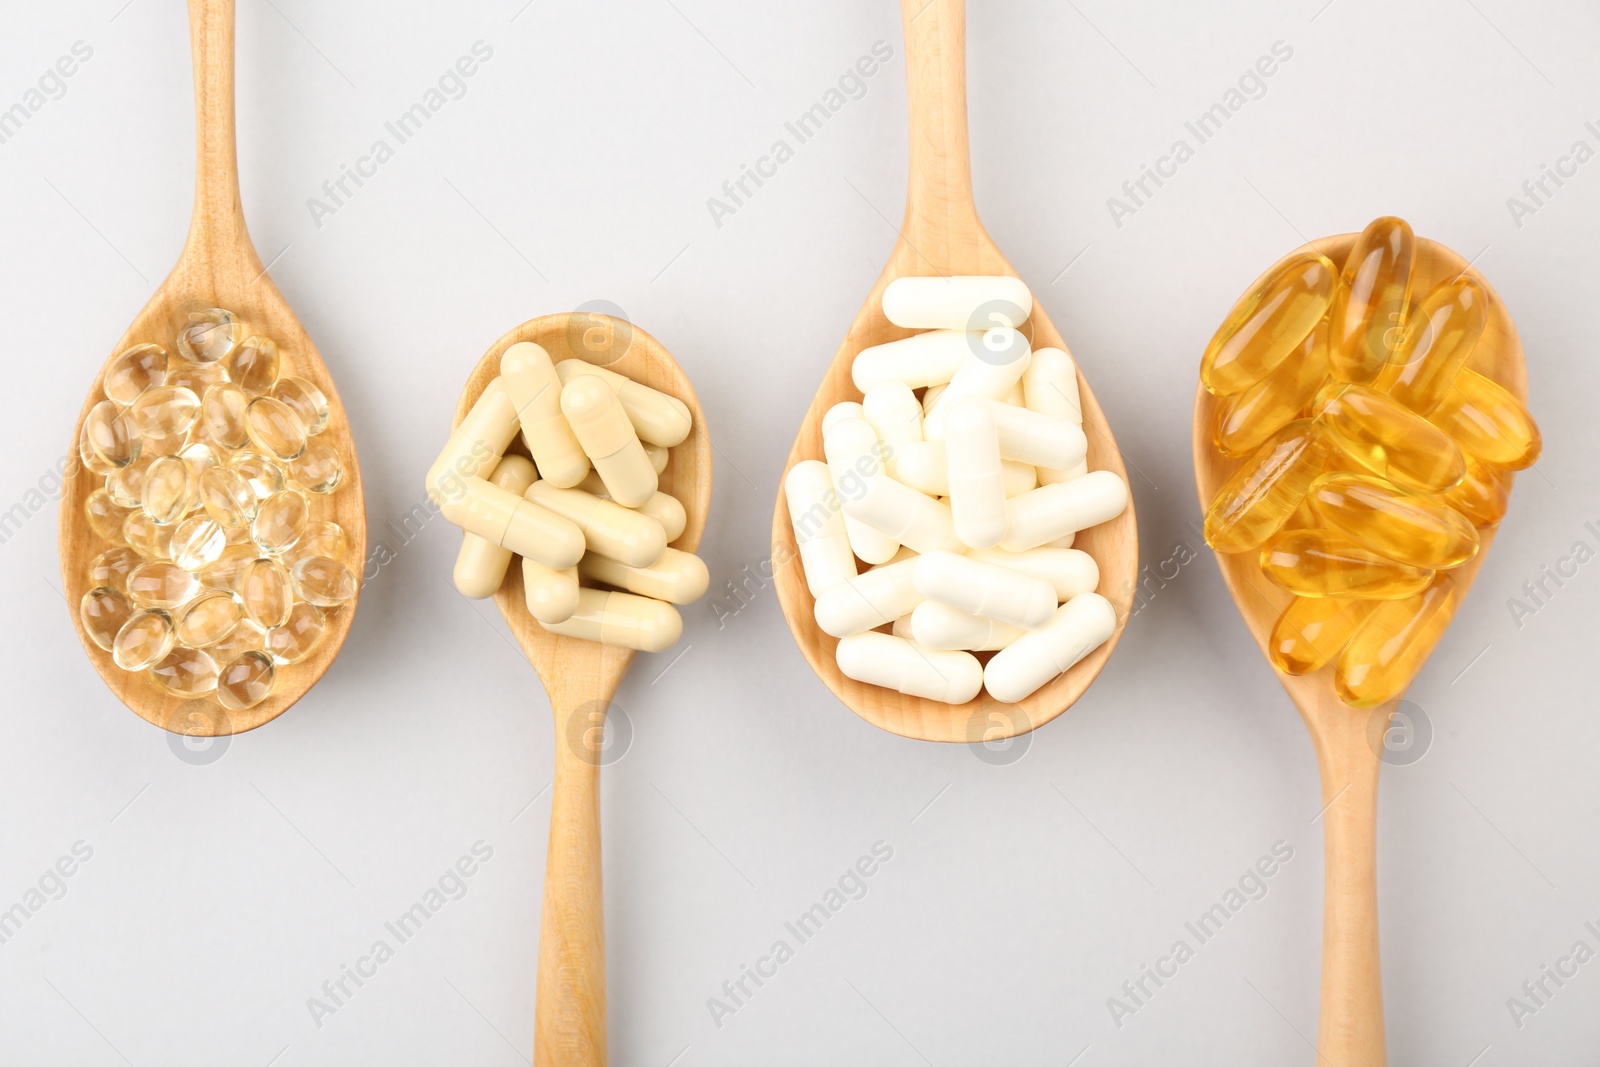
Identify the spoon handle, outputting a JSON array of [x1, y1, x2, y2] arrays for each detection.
[[184, 0, 256, 263], [535, 699, 607, 1067], [900, 0, 981, 252], [1315, 712, 1387, 1064]]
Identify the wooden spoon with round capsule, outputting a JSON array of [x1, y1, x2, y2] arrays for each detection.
[[59, 0, 365, 735], [1193, 234, 1527, 1066], [451, 314, 710, 1067], [771, 0, 1138, 742]]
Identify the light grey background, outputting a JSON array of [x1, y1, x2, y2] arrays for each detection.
[[1, 0, 1596, 1064]]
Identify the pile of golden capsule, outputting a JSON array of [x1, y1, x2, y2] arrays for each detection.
[[77, 309, 356, 712], [1200, 217, 1541, 709]]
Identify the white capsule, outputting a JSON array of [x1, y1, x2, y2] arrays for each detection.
[[500, 342, 590, 487], [923, 335, 1031, 437], [445, 478, 585, 569], [1002, 471, 1129, 551], [882, 275, 1033, 331], [943, 399, 1007, 549], [523, 560, 580, 624], [812, 558, 922, 638], [580, 548, 708, 605], [907, 601, 1027, 651], [861, 381, 923, 477], [1023, 348, 1082, 423], [822, 401, 866, 435], [1045, 532, 1077, 548], [984, 593, 1117, 703], [891, 613, 915, 639], [912, 550, 1056, 630], [541, 588, 682, 652], [965, 547, 1099, 601], [836, 631, 983, 704], [554, 359, 693, 447], [851, 477, 962, 555], [894, 441, 1036, 498], [426, 378, 520, 510], [453, 455, 538, 598], [981, 398, 1087, 470], [922, 383, 946, 416], [821, 415, 899, 565], [785, 460, 857, 596], [1039, 459, 1090, 486], [852, 331, 971, 393], [526, 482, 666, 567]]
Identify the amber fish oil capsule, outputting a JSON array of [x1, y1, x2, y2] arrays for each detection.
[[1428, 368, 1542, 470], [1336, 578, 1458, 708], [1308, 472, 1479, 569], [1200, 251, 1338, 396], [1261, 529, 1433, 599], [1373, 277, 1486, 413], [1328, 216, 1415, 384], [1318, 384, 1465, 492], [1214, 321, 1330, 457], [1268, 596, 1375, 675]]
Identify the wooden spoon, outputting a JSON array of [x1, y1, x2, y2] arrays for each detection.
[[451, 314, 710, 1067], [59, 0, 365, 736], [771, 0, 1138, 743], [1193, 235, 1527, 1065]]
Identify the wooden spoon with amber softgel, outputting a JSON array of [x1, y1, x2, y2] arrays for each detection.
[[1194, 232, 1535, 1064], [59, 0, 364, 734]]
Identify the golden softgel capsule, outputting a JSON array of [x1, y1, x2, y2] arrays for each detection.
[[1336, 578, 1458, 707], [1373, 277, 1487, 413], [1204, 420, 1331, 553], [1307, 472, 1479, 569], [1214, 320, 1330, 456], [1269, 596, 1375, 675], [1429, 368, 1542, 470], [1201, 251, 1339, 396], [1328, 216, 1414, 384], [1317, 384, 1465, 493], [1444, 455, 1509, 526], [1260, 529, 1434, 599]]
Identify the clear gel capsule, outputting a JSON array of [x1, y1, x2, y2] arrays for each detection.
[[223, 336, 279, 395], [540, 588, 683, 652], [253, 490, 307, 555], [171, 515, 228, 571], [286, 520, 346, 566], [86, 400, 141, 468], [229, 450, 285, 500], [1214, 320, 1330, 457], [245, 396, 308, 460], [983, 593, 1117, 704], [86, 489, 132, 542], [1201, 251, 1338, 396], [112, 608, 176, 671], [179, 441, 219, 480], [239, 557, 294, 628], [913, 550, 1057, 630], [1373, 277, 1486, 413], [176, 308, 239, 364], [199, 544, 258, 593], [1307, 473, 1479, 569], [266, 602, 326, 665], [784, 460, 857, 597], [288, 439, 342, 494], [201, 381, 251, 448], [207, 619, 266, 665], [881, 275, 1032, 331], [127, 560, 199, 609], [105, 456, 151, 507], [579, 548, 709, 605], [175, 589, 243, 647], [199, 466, 259, 528], [1001, 470, 1129, 552], [836, 631, 984, 704], [217, 650, 275, 711], [79, 421, 118, 476], [270, 376, 329, 436], [103, 343, 168, 405], [1260, 529, 1434, 599], [500, 343, 589, 487], [1328, 217, 1415, 384], [80, 587, 133, 652], [554, 360, 694, 447], [141, 456, 193, 525], [561, 375, 658, 508], [1335, 577, 1458, 708], [1318, 384, 1465, 492], [163, 358, 227, 397], [122, 509, 175, 560], [129, 385, 200, 446], [1428, 368, 1542, 470], [290, 556, 357, 608], [522, 559, 581, 624], [1268, 596, 1375, 675], [149, 646, 219, 698], [89, 546, 142, 592]]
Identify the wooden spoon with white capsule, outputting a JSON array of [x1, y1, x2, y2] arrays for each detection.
[[1193, 235, 1528, 1065], [59, 0, 365, 735], [771, 0, 1138, 741], [453, 314, 710, 1067]]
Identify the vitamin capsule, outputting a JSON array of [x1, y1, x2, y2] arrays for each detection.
[[984, 593, 1117, 703], [923, 334, 1031, 437], [78, 421, 118, 477], [1201, 251, 1338, 395], [580, 548, 709, 605], [164, 359, 225, 397], [179, 442, 219, 480], [861, 381, 923, 478], [906, 601, 1026, 651], [554, 360, 694, 447], [1308, 472, 1479, 569], [784, 460, 857, 596], [127, 560, 199, 609], [1268, 596, 1375, 675], [982, 397, 1088, 470], [265, 602, 325, 665], [149, 646, 219, 698], [176, 308, 239, 364], [1335, 577, 1457, 707], [454, 455, 539, 599], [230, 450, 286, 500], [965, 546, 1099, 601], [944, 399, 1008, 549], [1428, 368, 1541, 469], [1001, 470, 1129, 552], [103, 343, 168, 406], [1443, 455, 1509, 526], [223, 335, 279, 395], [922, 383, 946, 415], [523, 559, 581, 624], [1023, 347, 1082, 424], [561, 375, 657, 507], [104, 456, 149, 508], [122, 509, 175, 560], [913, 550, 1056, 630], [85, 400, 142, 468], [645, 443, 670, 474], [198, 544, 257, 593], [290, 556, 358, 608], [199, 466, 258, 528], [112, 608, 177, 671], [1318, 384, 1465, 492], [141, 456, 192, 525], [239, 558, 295, 628], [500, 343, 589, 487], [200, 382, 250, 448], [176, 589, 243, 647], [576, 471, 688, 541], [1205, 420, 1331, 553], [207, 619, 266, 664], [846, 470, 961, 556], [288, 438, 342, 494], [836, 631, 984, 704], [444, 479, 586, 569], [893, 442, 1036, 498], [525, 482, 662, 567], [129, 385, 200, 447], [881, 275, 1032, 331], [852, 330, 970, 393], [540, 588, 683, 652], [1328, 217, 1415, 383], [1373, 277, 1486, 413], [253, 490, 308, 555], [426, 382, 519, 515], [822, 414, 901, 565], [1214, 320, 1330, 457], [1260, 529, 1434, 599], [80, 587, 133, 652], [89, 546, 142, 592], [245, 396, 308, 460], [85, 489, 131, 543], [171, 515, 227, 571], [270, 376, 330, 436], [813, 558, 923, 638], [216, 650, 275, 710]]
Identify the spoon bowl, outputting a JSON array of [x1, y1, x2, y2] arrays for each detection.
[[1193, 233, 1527, 1064], [452, 313, 710, 1067], [59, 0, 364, 736], [771, 0, 1138, 743]]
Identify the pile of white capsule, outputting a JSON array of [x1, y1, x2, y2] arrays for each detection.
[[427, 341, 708, 650], [786, 277, 1130, 705]]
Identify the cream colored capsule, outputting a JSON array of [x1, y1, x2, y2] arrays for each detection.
[[561, 375, 658, 507], [894, 441, 1036, 498], [983, 399, 1087, 470], [813, 558, 923, 638], [984, 593, 1117, 703], [852, 331, 970, 393], [785, 460, 857, 596], [861, 381, 923, 477], [575, 471, 688, 542], [1001, 471, 1129, 551], [645, 443, 669, 474], [943, 399, 1008, 549], [555, 359, 693, 447], [907, 601, 1027, 651], [913, 550, 1056, 630], [882, 275, 1032, 331], [426, 378, 520, 509], [447, 478, 585, 569], [966, 547, 1099, 601], [580, 548, 709, 605], [1023, 348, 1082, 423], [523, 560, 580, 624], [453, 455, 539, 598], [922, 383, 946, 415], [500, 342, 590, 487], [836, 631, 983, 704], [849, 476, 961, 555], [1040, 460, 1089, 486], [541, 588, 682, 652], [923, 335, 1032, 437], [822, 414, 899, 565], [526, 482, 665, 567]]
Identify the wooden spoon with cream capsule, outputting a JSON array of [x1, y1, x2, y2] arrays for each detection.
[[451, 314, 710, 1067], [1193, 235, 1527, 1066], [771, 0, 1138, 742], [59, 0, 365, 735]]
